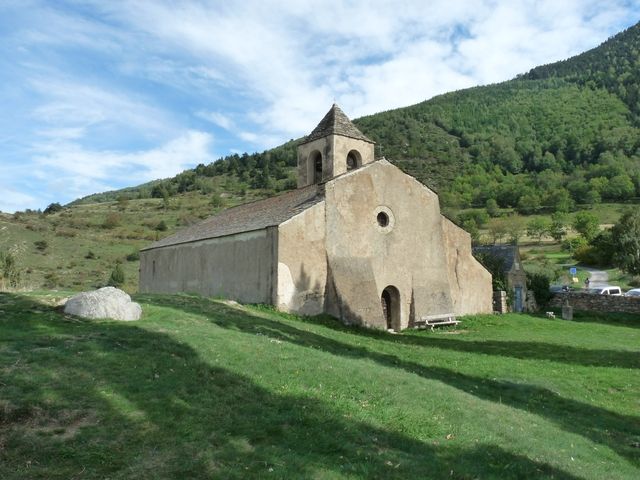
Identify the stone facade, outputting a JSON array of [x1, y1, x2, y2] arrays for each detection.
[[549, 292, 640, 315], [140, 104, 493, 330]]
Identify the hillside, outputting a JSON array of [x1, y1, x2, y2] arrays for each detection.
[[72, 22, 640, 214], [5, 22, 640, 292], [1, 292, 639, 478]]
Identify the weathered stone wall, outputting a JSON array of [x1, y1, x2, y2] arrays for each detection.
[[324, 160, 486, 330], [139, 228, 277, 304], [276, 202, 327, 315], [549, 293, 640, 314], [441, 218, 493, 316]]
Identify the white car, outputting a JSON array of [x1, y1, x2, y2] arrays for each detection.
[[624, 288, 640, 297], [587, 286, 623, 295]]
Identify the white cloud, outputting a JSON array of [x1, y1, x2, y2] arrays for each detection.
[[0, 186, 39, 213], [29, 78, 171, 140], [34, 130, 214, 186], [88, 0, 638, 145], [2, 0, 639, 212], [197, 111, 236, 131]]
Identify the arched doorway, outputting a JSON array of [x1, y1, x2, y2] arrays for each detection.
[[381, 286, 400, 331]]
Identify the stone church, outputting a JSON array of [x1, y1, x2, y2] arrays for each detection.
[[139, 105, 492, 330]]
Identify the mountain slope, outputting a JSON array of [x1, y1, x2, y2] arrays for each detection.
[[71, 22, 640, 214]]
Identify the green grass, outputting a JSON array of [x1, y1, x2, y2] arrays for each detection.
[[1, 292, 639, 479], [0, 186, 271, 292]]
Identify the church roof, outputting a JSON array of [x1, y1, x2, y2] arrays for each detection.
[[301, 104, 374, 145], [142, 184, 324, 251]]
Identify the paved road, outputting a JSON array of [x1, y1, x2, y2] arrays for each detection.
[[582, 267, 609, 288]]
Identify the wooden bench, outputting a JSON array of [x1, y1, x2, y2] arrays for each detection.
[[414, 313, 459, 330]]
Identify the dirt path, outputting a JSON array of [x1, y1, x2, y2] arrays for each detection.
[[582, 267, 609, 288]]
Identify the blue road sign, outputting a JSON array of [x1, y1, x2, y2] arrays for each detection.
[[570, 267, 577, 275]]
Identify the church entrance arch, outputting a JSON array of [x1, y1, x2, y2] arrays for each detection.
[[381, 286, 400, 331]]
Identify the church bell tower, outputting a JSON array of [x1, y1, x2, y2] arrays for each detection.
[[297, 104, 375, 188]]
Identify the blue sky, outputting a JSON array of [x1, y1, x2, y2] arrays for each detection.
[[1, 0, 639, 213]]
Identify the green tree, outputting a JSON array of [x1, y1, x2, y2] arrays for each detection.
[[572, 211, 600, 241], [548, 213, 568, 243], [108, 263, 125, 288], [604, 174, 635, 200], [516, 194, 540, 215], [43, 202, 64, 215], [461, 219, 480, 244], [487, 218, 509, 244], [545, 188, 574, 213], [485, 198, 500, 217], [526, 217, 550, 243], [611, 210, 640, 274]]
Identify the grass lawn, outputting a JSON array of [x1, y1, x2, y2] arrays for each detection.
[[1, 292, 639, 479]]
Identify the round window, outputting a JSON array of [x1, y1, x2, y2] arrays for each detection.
[[374, 206, 395, 232]]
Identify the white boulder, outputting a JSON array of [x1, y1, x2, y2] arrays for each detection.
[[64, 287, 142, 321]]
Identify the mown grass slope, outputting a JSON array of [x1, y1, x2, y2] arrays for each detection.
[[1, 292, 639, 479]]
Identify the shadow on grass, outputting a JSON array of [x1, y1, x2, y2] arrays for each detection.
[[0, 292, 580, 480], [291, 310, 640, 369], [143, 294, 640, 468]]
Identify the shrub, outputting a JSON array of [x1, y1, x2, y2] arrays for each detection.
[[103, 213, 121, 229], [55, 228, 77, 238], [527, 272, 553, 307], [107, 263, 125, 288], [0, 250, 21, 288], [85, 251, 96, 260], [155, 220, 168, 231], [210, 194, 226, 208], [125, 251, 140, 262], [43, 202, 64, 215], [43, 272, 60, 288], [561, 237, 588, 253], [34, 240, 49, 252]]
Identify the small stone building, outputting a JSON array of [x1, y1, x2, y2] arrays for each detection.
[[140, 105, 493, 330], [473, 245, 528, 312]]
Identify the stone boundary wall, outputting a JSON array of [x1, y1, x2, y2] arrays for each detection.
[[549, 293, 640, 315]]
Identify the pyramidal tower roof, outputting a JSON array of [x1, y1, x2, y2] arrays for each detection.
[[301, 104, 374, 145]]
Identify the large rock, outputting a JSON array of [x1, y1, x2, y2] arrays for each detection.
[[64, 287, 142, 321]]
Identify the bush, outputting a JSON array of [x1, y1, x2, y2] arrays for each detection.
[[43, 202, 64, 215], [155, 220, 168, 231], [85, 251, 96, 260], [573, 230, 615, 267], [561, 237, 588, 253], [210, 194, 226, 208], [125, 251, 140, 262], [103, 213, 121, 229], [527, 272, 553, 307], [0, 250, 21, 288], [43, 272, 60, 288], [34, 240, 49, 252], [107, 263, 125, 288]]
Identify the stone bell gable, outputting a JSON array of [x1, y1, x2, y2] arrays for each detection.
[[297, 104, 375, 187]]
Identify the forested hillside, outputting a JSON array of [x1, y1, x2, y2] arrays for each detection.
[[73, 22, 640, 217]]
